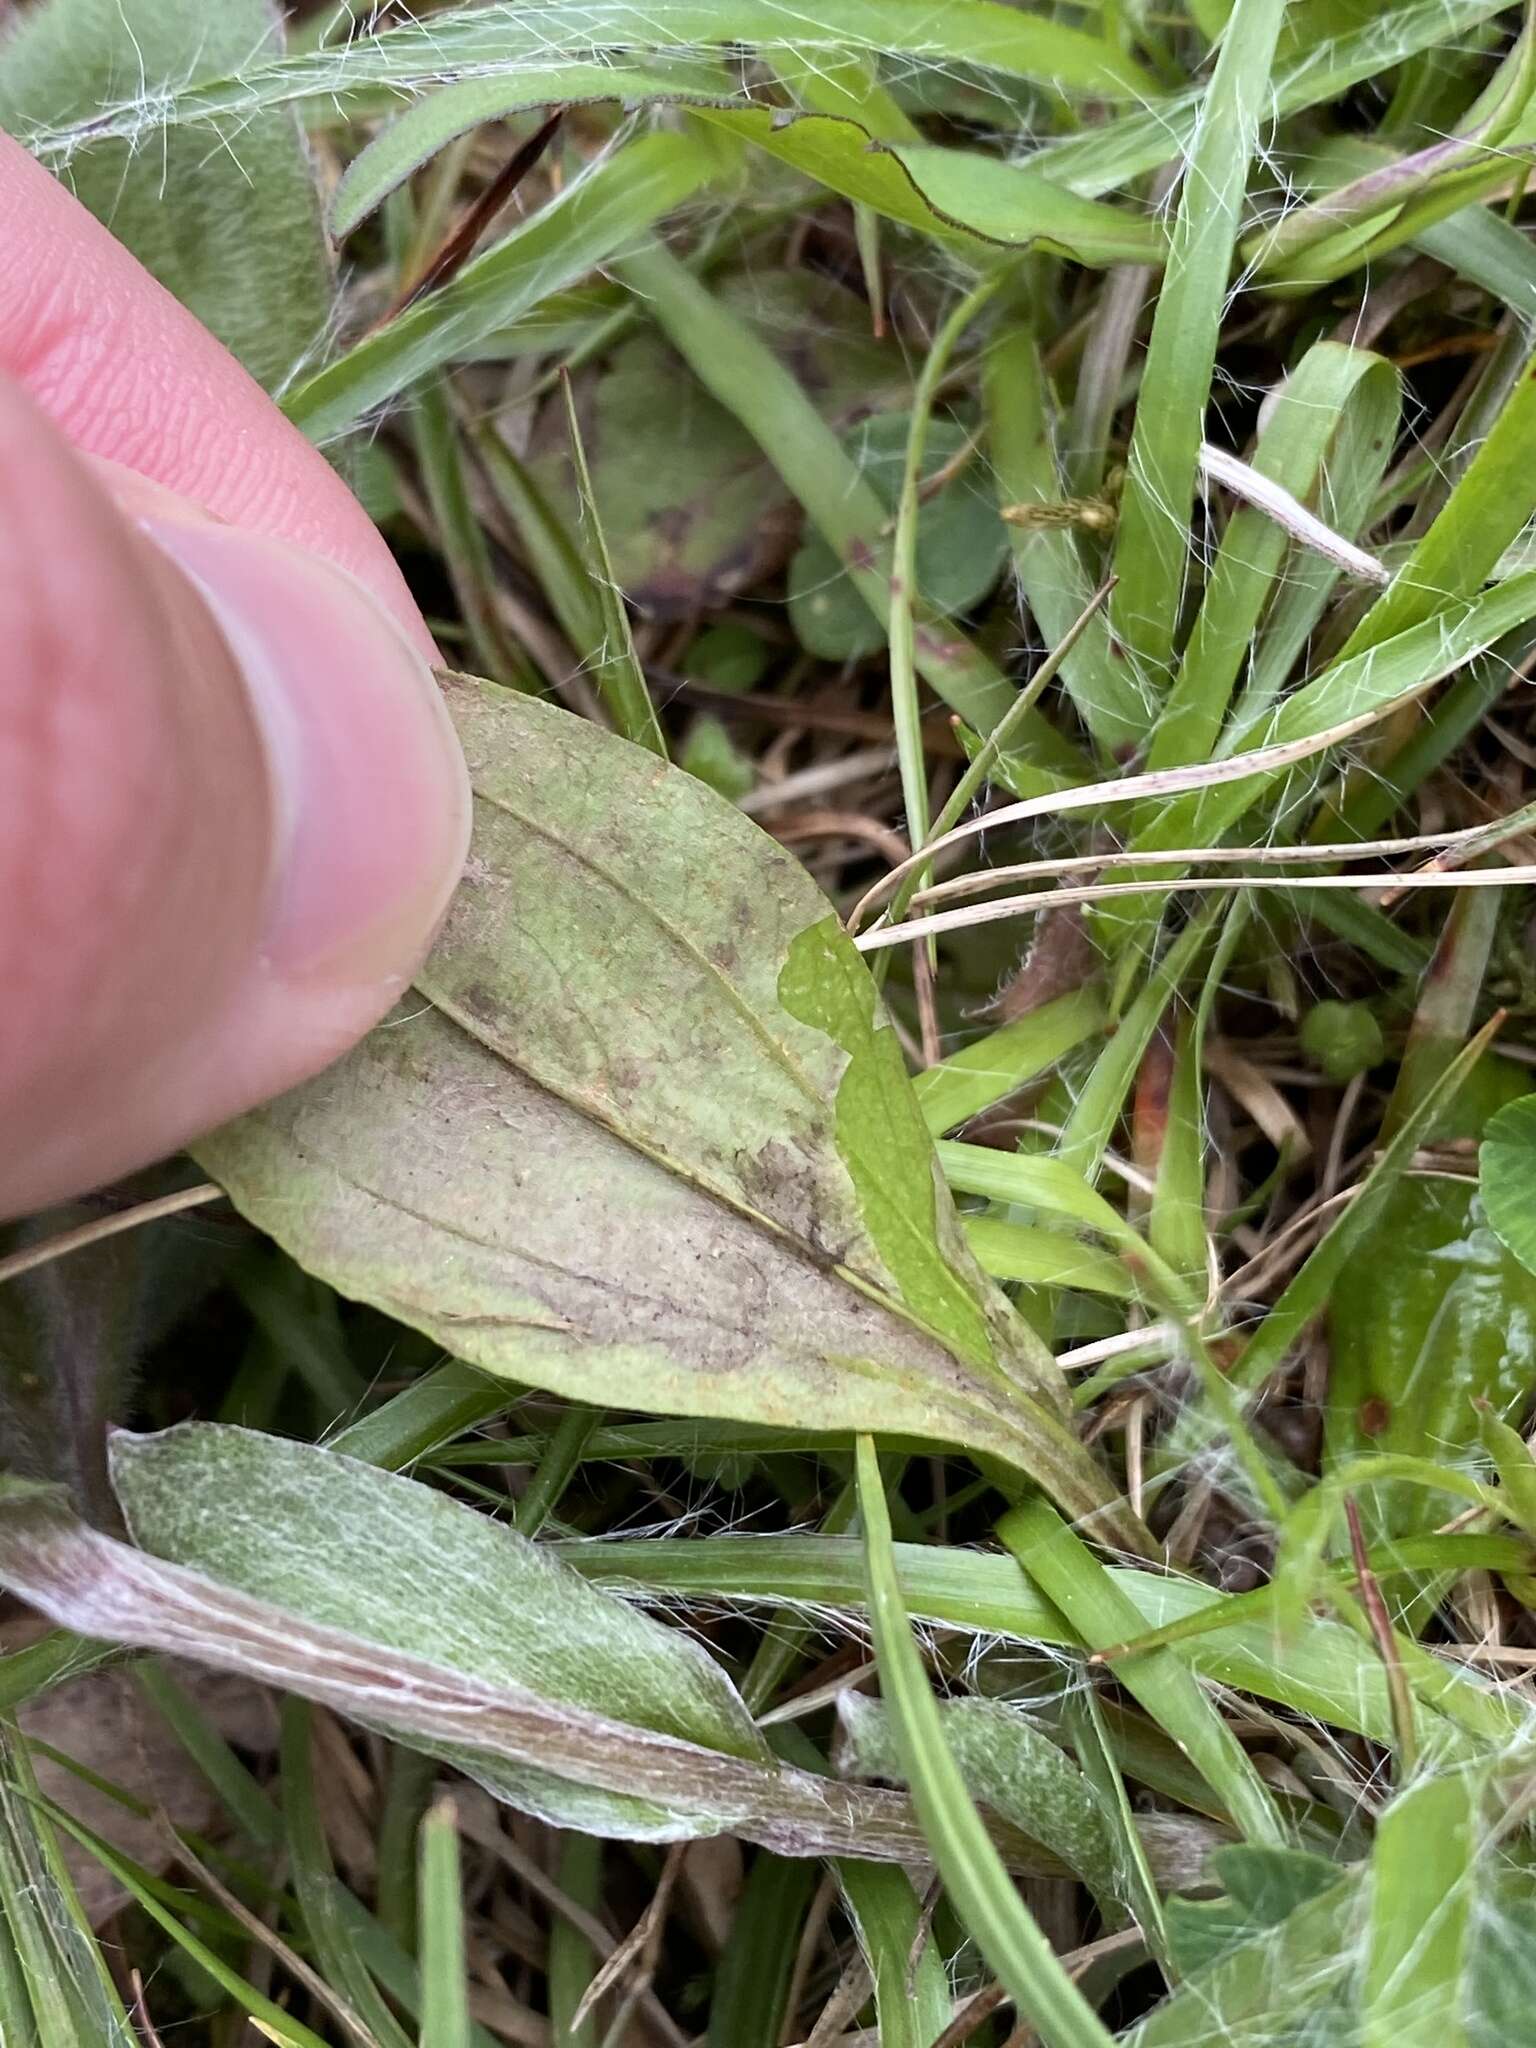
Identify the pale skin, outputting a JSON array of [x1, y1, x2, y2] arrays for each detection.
[[0, 133, 473, 1219]]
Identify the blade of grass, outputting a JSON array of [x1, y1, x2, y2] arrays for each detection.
[[837, 1859, 952, 2048], [1108, 0, 1287, 689], [29, 1793, 333, 2048], [855, 1437, 1120, 2048], [328, 1360, 515, 1471], [889, 272, 1004, 873], [133, 1658, 282, 1851], [407, 373, 537, 693], [417, 1800, 471, 2048], [286, 131, 721, 443], [995, 1499, 1288, 1846], [916, 988, 1107, 1137], [561, 1533, 1491, 1753], [549, 1834, 602, 2048], [281, 1699, 415, 2048], [1035, 0, 1512, 197], [703, 1850, 818, 2048], [560, 372, 667, 756], [1150, 344, 1400, 769], [985, 331, 1147, 752]]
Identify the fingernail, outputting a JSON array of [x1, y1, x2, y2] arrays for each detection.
[[140, 518, 471, 985]]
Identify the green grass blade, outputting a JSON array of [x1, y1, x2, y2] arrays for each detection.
[[1340, 333, 1536, 655], [915, 987, 1106, 1137], [286, 132, 720, 443], [561, 1533, 1489, 1753], [995, 1500, 1287, 1847], [329, 1360, 514, 1471], [548, 1833, 602, 2047], [703, 1850, 817, 2048], [837, 1859, 952, 2047], [560, 375, 667, 756], [133, 1657, 282, 1850], [18, 0, 1157, 155], [281, 1699, 416, 2048], [1108, 0, 1287, 687], [1036, 0, 1512, 197], [332, 61, 735, 233], [409, 374, 538, 692], [985, 329, 1149, 752], [855, 1438, 1119, 2048], [417, 1800, 472, 2048], [1055, 907, 1219, 1178], [888, 273, 1003, 864], [30, 1793, 332, 2048], [1150, 344, 1400, 768]]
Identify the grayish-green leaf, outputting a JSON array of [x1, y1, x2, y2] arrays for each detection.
[[195, 677, 1144, 1548], [0, 0, 331, 393], [0, 1454, 947, 1861], [840, 1692, 1119, 1903], [110, 1423, 764, 1836]]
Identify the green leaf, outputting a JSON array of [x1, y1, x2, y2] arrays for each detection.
[[1323, 1178, 1536, 1552], [787, 412, 1009, 660], [522, 270, 907, 615], [0, 1725, 134, 2046], [285, 131, 721, 442], [564, 1532, 1498, 1757], [196, 677, 1144, 1547], [114, 1424, 766, 1833], [417, 1802, 472, 2048], [1164, 1846, 1342, 1976], [0, 0, 331, 393], [704, 1853, 817, 2048], [995, 1500, 1287, 1847], [1125, 1871, 1360, 2047], [1035, 0, 1513, 198], [915, 989, 1106, 1138], [983, 329, 1149, 754], [559, 375, 666, 754], [694, 109, 1165, 266], [1480, 1094, 1536, 1277], [1364, 1768, 1484, 2048], [1150, 343, 1401, 770], [836, 1860, 951, 2048]]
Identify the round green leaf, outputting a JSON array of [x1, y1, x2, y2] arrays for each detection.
[[1481, 1094, 1536, 1278], [788, 413, 1008, 659]]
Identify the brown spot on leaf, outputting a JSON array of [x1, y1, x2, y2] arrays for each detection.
[[1357, 1396, 1392, 1437]]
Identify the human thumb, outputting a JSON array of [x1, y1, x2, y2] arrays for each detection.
[[0, 375, 470, 1217]]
